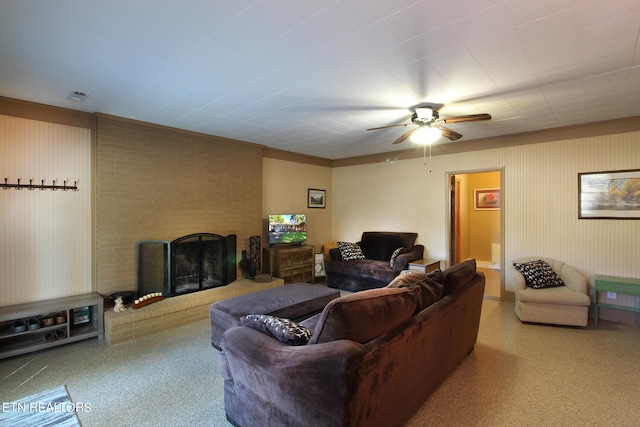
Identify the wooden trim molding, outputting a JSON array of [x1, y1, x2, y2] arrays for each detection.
[[4, 96, 640, 169], [0, 96, 96, 131], [333, 115, 640, 167], [262, 147, 333, 167]]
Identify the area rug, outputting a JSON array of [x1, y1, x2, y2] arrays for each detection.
[[0, 385, 81, 427]]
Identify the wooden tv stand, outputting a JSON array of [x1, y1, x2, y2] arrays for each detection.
[[263, 245, 315, 284]]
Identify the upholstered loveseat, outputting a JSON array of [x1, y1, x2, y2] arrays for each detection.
[[324, 231, 424, 292], [218, 259, 485, 427]]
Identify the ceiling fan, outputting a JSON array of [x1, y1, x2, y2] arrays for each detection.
[[366, 106, 491, 145]]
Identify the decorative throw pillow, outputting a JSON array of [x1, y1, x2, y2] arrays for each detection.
[[389, 247, 407, 268], [240, 314, 312, 345], [513, 260, 565, 289], [337, 241, 365, 261]]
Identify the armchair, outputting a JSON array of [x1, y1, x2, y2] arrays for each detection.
[[509, 257, 591, 327]]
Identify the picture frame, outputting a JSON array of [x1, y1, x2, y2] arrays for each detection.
[[474, 188, 500, 210], [308, 188, 326, 209], [578, 169, 640, 219]]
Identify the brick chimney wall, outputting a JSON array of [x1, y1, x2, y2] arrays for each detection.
[[96, 116, 263, 297]]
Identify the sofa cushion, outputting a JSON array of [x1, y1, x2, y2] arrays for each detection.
[[308, 287, 418, 345], [322, 242, 338, 261], [359, 232, 417, 261], [325, 259, 403, 283], [513, 259, 564, 289], [518, 285, 591, 306], [299, 312, 322, 332], [387, 271, 444, 312], [337, 241, 366, 261], [241, 314, 312, 346], [442, 259, 477, 296]]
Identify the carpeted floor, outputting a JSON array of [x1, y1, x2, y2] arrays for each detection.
[[0, 318, 226, 426], [478, 266, 501, 299], [1, 298, 639, 426]]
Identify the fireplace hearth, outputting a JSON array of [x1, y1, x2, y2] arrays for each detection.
[[137, 233, 236, 298]]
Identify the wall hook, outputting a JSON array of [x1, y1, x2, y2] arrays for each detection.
[[0, 177, 79, 191]]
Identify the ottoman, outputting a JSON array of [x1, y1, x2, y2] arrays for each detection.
[[210, 283, 340, 350]]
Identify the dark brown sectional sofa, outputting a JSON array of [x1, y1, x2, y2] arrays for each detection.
[[324, 231, 424, 292], [218, 259, 485, 427]]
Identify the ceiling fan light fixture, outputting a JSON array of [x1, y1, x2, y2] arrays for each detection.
[[414, 107, 433, 120], [411, 126, 441, 145]]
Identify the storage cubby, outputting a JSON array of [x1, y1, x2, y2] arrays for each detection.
[[0, 293, 103, 359]]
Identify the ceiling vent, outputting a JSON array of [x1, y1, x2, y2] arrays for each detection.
[[67, 90, 89, 102]]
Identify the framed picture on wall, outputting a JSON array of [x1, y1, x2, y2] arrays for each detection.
[[308, 188, 326, 208], [474, 188, 500, 210], [578, 169, 640, 219]]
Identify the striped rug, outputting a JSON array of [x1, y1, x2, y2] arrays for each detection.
[[0, 385, 80, 427]]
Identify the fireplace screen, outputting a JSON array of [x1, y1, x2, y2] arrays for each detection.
[[137, 240, 170, 297], [172, 234, 225, 295], [137, 233, 236, 298]]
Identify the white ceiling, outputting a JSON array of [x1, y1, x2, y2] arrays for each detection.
[[1, 0, 640, 160]]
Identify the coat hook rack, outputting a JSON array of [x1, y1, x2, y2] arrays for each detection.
[[1, 178, 79, 191]]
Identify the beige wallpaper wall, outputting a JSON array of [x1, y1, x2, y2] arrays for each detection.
[[332, 132, 640, 297], [0, 115, 92, 306]]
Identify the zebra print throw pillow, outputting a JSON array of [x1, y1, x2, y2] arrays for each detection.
[[241, 314, 312, 345]]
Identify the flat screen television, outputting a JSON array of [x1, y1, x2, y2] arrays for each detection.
[[268, 214, 307, 245]]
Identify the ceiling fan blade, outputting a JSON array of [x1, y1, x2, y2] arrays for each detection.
[[441, 113, 491, 124], [435, 124, 462, 141], [367, 123, 411, 131], [392, 128, 416, 145]]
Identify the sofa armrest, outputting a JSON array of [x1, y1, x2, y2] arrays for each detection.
[[221, 326, 367, 426], [393, 245, 425, 271], [560, 264, 588, 295], [508, 264, 527, 291], [328, 247, 342, 261]]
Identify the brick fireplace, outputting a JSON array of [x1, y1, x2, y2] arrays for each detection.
[[95, 115, 263, 298], [137, 233, 237, 298], [104, 277, 284, 344]]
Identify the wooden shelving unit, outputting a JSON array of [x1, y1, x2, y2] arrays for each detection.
[[0, 293, 103, 359]]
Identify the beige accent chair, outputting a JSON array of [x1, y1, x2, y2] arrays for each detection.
[[509, 257, 591, 327]]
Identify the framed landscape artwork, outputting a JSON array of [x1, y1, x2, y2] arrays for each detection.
[[474, 188, 500, 210], [578, 169, 640, 219], [308, 188, 326, 208]]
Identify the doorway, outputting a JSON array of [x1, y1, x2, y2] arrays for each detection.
[[448, 170, 503, 299]]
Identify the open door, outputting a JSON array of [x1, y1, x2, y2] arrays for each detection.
[[448, 170, 502, 299], [449, 175, 461, 265]]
